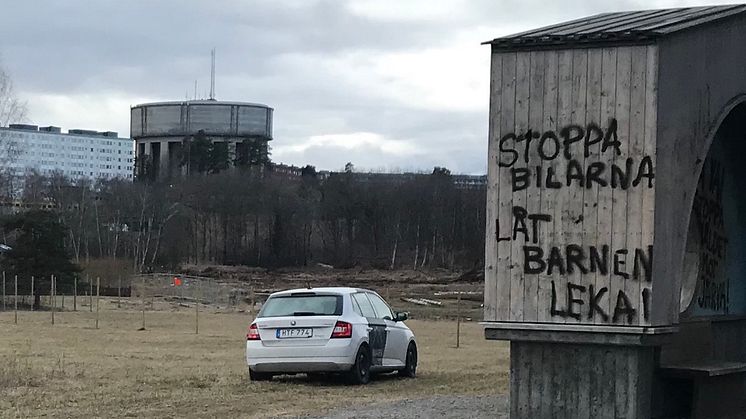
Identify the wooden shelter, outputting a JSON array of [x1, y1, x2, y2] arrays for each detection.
[[482, 5, 746, 418]]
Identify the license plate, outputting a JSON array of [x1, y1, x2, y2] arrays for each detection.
[[276, 328, 313, 338]]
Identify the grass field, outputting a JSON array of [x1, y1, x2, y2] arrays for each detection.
[[0, 300, 509, 418]]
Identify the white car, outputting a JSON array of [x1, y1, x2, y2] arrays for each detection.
[[245, 287, 417, 384]]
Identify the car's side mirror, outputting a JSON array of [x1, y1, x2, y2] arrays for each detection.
[[395, 311, 409, 322]]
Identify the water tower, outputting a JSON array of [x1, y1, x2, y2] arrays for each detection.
[[130, 100, 273, 179]]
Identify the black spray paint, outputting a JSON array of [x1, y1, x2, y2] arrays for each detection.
[[498, 119, 655, 192], [494, 118, 656, 325], [693, 157, 729, 312]]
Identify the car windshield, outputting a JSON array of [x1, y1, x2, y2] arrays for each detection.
[[258, 294, 343, 317]]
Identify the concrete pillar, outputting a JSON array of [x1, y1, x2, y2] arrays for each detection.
[[158, 140, 169, 178], [147, 142, 157, 179], [136, 142, 147, 179], [228, 140, 237, 169], [148, 140, 168, 180]]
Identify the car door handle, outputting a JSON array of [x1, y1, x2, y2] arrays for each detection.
[[366, 327, 373, 331]]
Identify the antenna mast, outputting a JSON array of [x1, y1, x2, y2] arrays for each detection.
[[209, 48, 216, 100]]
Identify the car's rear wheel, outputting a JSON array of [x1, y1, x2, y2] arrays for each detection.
[[398, 342, 417, 378], [347, 345, 371, 385], [249, 369, 273, 382]]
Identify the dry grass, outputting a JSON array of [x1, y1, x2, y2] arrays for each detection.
[[0, 300, 509, 418]]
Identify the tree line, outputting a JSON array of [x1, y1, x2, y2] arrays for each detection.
[[0, 165, 486, 273]]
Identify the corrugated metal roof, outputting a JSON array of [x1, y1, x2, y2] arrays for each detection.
[[485, 5, 746, 50]]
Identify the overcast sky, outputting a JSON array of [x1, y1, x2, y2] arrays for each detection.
[[0, 0, 731, 174]]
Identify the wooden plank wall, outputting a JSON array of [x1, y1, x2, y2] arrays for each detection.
[[510, 341, 654, 418], [485, 45, 658, 327]]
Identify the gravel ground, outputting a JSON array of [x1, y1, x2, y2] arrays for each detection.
[[291, 394, 508, 419]]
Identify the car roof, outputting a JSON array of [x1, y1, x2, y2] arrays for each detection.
[[270, 287, 375, 297]]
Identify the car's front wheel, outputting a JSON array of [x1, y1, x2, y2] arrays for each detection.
[[347, 345, 371, 385], [398, 342, 417, 378], [249, 369, 273, 382]]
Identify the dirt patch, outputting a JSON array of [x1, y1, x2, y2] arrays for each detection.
[[153, 266, 485, 321]]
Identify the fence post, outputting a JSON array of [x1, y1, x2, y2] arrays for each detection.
[[117, 275, 121, 309], [51, 275, 55, 325], [73, 276, 77, 311], [456, 293, 461, 349], [14, 275, 18, 325], [88, 275, 92, 313], [2, 271, 5, 311], [30, 276, 34, 311], [195, 282, 200, 335], [250, 286, 256, 316], [95, 277, 100, 330], [141, 277, 146, 330]]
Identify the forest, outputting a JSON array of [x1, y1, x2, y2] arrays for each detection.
[[2, 165, 486, 274]]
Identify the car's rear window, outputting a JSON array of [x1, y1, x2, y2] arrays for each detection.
[[258, 294, 343, 317]]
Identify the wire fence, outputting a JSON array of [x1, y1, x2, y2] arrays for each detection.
[[0, 272, 268, 333], [0, 271, 478, 345], [129, 273, 262, 312], [0, 273, 266, 310], [0, 274, 129, 311]]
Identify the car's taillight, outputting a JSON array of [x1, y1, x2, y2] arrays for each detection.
[[246, 323, 260, 340], [331, 321, 352, 338]]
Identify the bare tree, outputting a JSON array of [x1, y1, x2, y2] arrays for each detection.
[[0, 63, 27, 127], [0, 63, 28, 192]]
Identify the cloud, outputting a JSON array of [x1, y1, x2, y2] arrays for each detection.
[[22, 92, 151, 136], [0, 0, 734, 174], [276, 132, 419, 155], [347, 0, 472, 21], [273, 132, 426, 172]]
